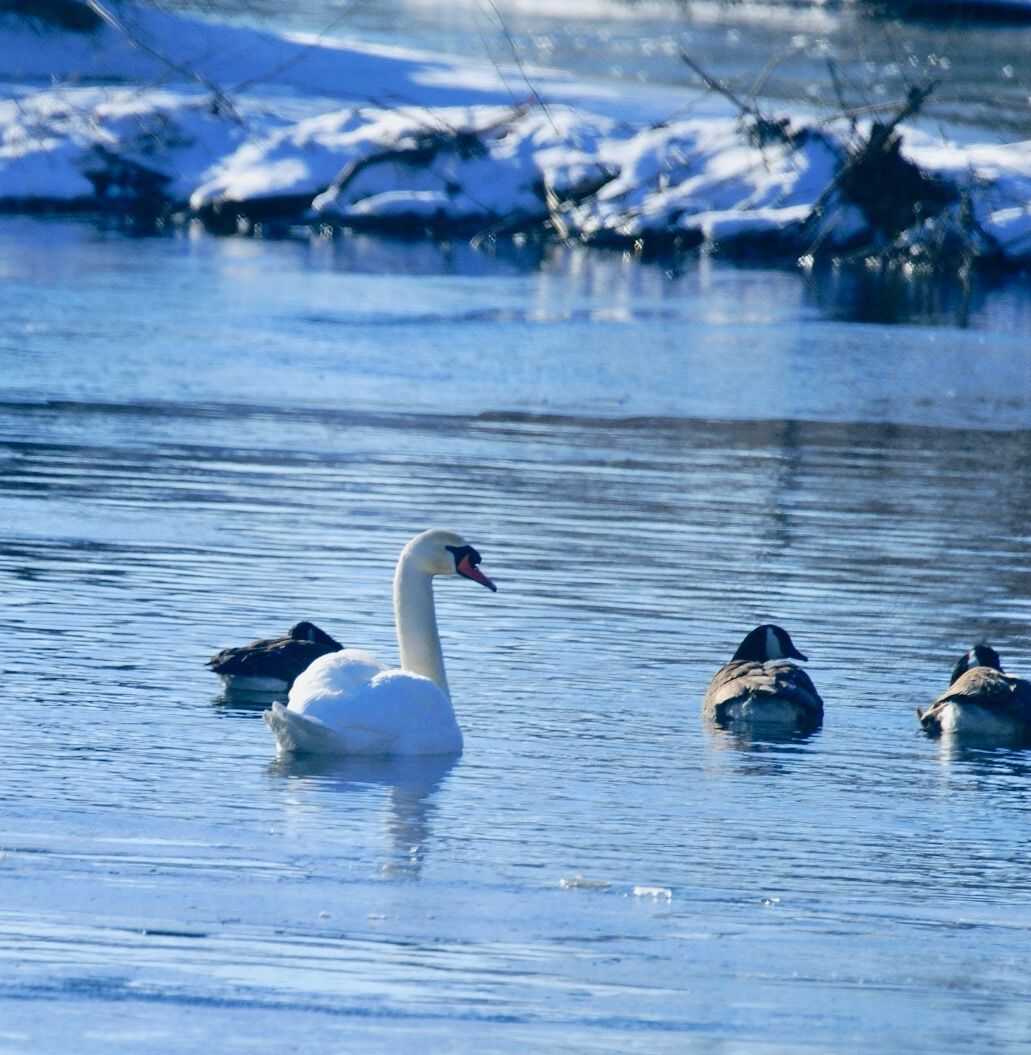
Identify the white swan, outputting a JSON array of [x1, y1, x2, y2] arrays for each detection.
[[263, 529, 496, 756]]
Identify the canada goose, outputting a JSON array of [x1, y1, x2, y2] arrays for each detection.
[[703, 624, 823, 730], [208, 620, 343, 696], [918, 645, 1031, 741]]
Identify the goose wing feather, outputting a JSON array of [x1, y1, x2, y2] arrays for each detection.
[[207, 629, 343, 682], [920, 668, 1031, 731], [704, 660, 823, 720]]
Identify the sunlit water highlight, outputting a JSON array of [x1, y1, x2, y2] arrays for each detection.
[[1, 217, 1030, 1052]]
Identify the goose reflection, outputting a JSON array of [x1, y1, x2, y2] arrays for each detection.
[[931, 737, 1031, 781], [268, 753, 458, 878], [704, 716, 822, 750], [704, 718, 821, 775], [213, 692, 285, 712]]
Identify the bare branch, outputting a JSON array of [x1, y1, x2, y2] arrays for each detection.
[[85, 0, 244, 123], [679, 49, 755, 119], [825, 58, 857, 138], [482, 0, 561, 136]]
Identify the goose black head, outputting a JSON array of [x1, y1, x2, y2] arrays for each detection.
[[289, 621, 338, 647], [949, 643, 1002, 684], [289, 621, 319, 641], [732, 624, 808, 663]]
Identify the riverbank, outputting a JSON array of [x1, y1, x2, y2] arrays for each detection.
[[1, 2, 1028, 272]]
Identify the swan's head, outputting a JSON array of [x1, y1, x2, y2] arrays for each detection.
[[732, 624, 807, 663], [949, 643, 1002, 684], [403, 529, 497, 592]]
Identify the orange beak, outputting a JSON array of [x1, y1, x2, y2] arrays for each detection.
[[456, 554, 497, 592]]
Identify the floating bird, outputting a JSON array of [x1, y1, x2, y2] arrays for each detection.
[[703, 624, 823, 730], [208, 620, 343, 697], [264, 528, 496, 757], [918, 644, 1031, 741]]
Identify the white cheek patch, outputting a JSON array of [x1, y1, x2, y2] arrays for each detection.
[[765, 625, 782, 659], [962, 651, 984, 675]]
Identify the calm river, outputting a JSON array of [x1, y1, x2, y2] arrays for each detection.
[[1, 215, 1030, 1052]]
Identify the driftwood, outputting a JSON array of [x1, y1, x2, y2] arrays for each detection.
[[814, 81, 953, 238], [681, 49, 1000, 273]]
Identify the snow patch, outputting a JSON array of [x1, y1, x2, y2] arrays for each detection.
[[0, 2, 1028, 264]]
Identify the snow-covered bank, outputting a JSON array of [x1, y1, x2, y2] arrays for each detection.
[[0, 2, 1028, 268]]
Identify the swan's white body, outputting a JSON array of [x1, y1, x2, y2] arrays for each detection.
[[265, 650, 462, 755], [263, 529, 493, 757]]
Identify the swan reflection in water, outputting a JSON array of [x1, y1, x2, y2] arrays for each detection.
[[268, 753, 458, 878]]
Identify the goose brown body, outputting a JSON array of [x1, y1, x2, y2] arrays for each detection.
[[207, 621, 343, 690], [918, 646, 1031, 740], [703, 624, 823, 730]]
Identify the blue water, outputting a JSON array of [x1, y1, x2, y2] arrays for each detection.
[[1, 216, 1031, 1052]]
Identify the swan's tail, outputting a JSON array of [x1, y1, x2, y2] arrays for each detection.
[[263, 701, 341, 755]]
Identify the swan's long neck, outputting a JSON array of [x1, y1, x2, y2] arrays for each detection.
[[394, 557, 449, 697]]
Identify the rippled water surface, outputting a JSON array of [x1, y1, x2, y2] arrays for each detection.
[[2, 217, 1031, 1052]]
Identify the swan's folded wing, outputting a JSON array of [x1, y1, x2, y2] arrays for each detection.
[[288, 649, 386, 707], [264, 701, 349, 755], [278, 659, 461, 756], [266, 699, 406, 755]]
